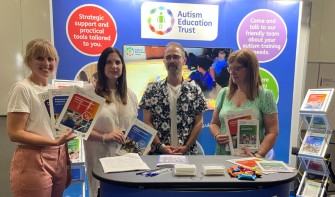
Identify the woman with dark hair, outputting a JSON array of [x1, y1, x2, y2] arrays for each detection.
[[78, 70, 89, 85], [83, 47, 138, 197], [209, 49, 278, 157]]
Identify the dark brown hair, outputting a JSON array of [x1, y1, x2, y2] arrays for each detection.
[[226, 49, 263, 100], [95, 47, 127, 104], [79, 71, 88, 82]]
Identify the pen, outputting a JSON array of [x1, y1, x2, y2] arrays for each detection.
[[136, 168, 161, 175]]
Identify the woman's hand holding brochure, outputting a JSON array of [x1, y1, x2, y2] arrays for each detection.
[[56, 129, 76, 146], [106, 130, 125, 144]]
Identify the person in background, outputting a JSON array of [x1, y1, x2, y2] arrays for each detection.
[[140, 42, 207, 155], [209, 50, 228, 87], [7, 38, 75, 197], [78, 70, 89, 85], [73, 115, 82, 129], [91, 72, 98, 85], [210, 49, 278, 157], [188, 58, 214, 96], [83, 47, 138, 197], [61, 112, 76, 128]]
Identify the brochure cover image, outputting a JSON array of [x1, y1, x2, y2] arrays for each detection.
[[301, 158, 326, 174], [37, 92, 52, 129], [301, 114, 330, 131], [55, 86, 105, 140], [115, 119, 156, 156], [49, 87, 73, 137], [300, 89, 334, 113], [68, 138, 81, 163], [227, 157, 264, 167], [301, 135, 325, 156], [304, 94, 327, 110], [157, 155, 189, 167], [302, 181, 321, 197], [224, 109, 257, 155], [38, 92, 51, 117], [255, 161, 293, 172], [237, 119, 259, 150]]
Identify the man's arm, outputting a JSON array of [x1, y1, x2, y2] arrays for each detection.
[[174, 113, 203, 154], [143, 109, 176, 154]]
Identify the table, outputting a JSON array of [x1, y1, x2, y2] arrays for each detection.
[[93, 155, 297, 197]]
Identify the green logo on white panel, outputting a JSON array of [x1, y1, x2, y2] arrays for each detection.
[[259, 68, 279, 103]]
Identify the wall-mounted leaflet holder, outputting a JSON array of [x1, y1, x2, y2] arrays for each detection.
[[296, 171, 328, 197]]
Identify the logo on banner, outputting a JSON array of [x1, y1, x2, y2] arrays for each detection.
[[42, 94, 48, 99], [147, 6, 174, 35], [126, 47, 134, 56], [141, 2, 218, 41]]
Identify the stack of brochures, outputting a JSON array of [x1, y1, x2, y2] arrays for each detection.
[[224, 109, 260, 155], [202, 164, 225, 175], [174, 164, 196, 176], [38, 85, 105, 140]]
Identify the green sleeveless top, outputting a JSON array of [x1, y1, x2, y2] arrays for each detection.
[[215, 87, 278, 155]]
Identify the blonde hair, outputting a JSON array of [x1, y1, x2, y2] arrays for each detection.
[[23, 39, 59, 70], [226, 49, 263, 100]]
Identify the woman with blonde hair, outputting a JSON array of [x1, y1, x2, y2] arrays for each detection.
[[210, 49, 279, 157], [7, 39, 76, 197]]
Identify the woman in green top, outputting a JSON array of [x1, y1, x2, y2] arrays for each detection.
[[210, 49, 278, 157]]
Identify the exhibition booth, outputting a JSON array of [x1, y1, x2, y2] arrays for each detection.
[[47, 0, 317, 196]]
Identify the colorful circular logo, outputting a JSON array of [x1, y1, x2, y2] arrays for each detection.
[[52, 91, 57, 96], [147, 6, 174, 35], [42, 94, 47, 99], [76, 88, 81, 93], [126, 47, 134, 56]]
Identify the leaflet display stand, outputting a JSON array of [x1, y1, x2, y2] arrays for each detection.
[[296, 172, 328, 197], [296, 88, 334, 197]]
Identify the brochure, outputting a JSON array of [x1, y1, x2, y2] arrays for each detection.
[[224, 109, 257, 155], [255, 161, 293, 173], [300, 156, 327, 175], [115, 119, 157, 156], [226, 157, 264, 167], [300, 89, 334, 113], [302, 180, 322, 197], [299, 131, 329, 157], [237, 119, 260, 150], [99, 153, 150, 173], [37, 92, 52, 129], [49, 86, 73, 137], [55, 86, 105, 140], [157, 155, 189, 167], [301, 114, 330, 131], [68, 138, 82, 163], [52, 79, 84, 88]]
